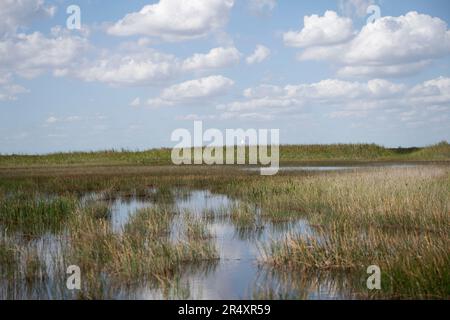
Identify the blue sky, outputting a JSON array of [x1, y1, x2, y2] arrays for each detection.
[[1, 0, 450, 154]]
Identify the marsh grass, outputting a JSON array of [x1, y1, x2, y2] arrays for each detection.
[[124, 206, 174, 238], [0, 233, 53, 299], [0, 161, 448, 299], [0, 236, 18, 277], [260, 167, 450, 299], [64, 203, 218, 297], [264, 227, 449, 299], [82, 202, 111, 220], [0, 194, 77, 236], [184, 214, 212, 241], [21, 246, 48, 286], [252, 267, 358, 300], [230, 203, 257, 227]]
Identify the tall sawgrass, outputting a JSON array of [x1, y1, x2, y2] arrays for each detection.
[[260, 167, 450, 299]]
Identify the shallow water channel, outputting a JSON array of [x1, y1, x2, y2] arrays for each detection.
[[1, 188, 356, 300], [92, 189, 346, 299]]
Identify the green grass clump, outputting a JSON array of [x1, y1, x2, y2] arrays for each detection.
[[184, 214, 212, 241], [65, 204, 218, 297], [0, 195, 77, 236], [124, 206, 174, 238]]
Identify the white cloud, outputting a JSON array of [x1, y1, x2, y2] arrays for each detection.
[[0, 1, 239, 90], [338, 0, 374, 18], [161, 75, 234, 100], [108, 0, 235, 42], [407, 77, 450, 106], [66, 116, 81, 122], [0, 31, 88, 79], [246, 45, 271, 64], [45, 116, 82, 124], [46, 116, 58, 124], [182, 47, 241, 71], [130, 97, 141, 107], [69, 46, 242, 86], [294, 11, 450, 77], [0, 82, 29, 101], [283, 11, 354, 48], [0, 72, 29, 101], [73, 50, 179, 86], [217, 77, 450, 123], [243, 84, 283, 98], [176, 114, 217, 121], [147, 75, 234, 107], [0, 2, 81, 92], [336, 61, 432, 78], [0, 0, 56, 36], [343, 12, 450, 65], [410, 77, 450, 96], [219, 97, 297, 113], [248, 0, 277, 15], [367, 79, 406, 97]]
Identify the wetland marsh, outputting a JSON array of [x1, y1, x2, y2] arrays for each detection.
[[0, 143, 449, 300]]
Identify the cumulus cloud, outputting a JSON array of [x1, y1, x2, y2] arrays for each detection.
[[246, 45, 271, 64], [291, 11, 450, 78], [0, 27, 87, 101], [72, 50, 179, 86], [0, 0, 56, 36], [283, 11, 354, 48], [108, 0, 235, 42], [147, 75, 234, 107], [0, 1, 78, 102], [216, 77, 449, 123], [67, 46, 242, 86], [0, 1, 239, 93], [336, 61, 432, 78], [342, 12, 450, 65], [182, 47, 241, 71], [243, 84, 283, 98], [407, 77, 450, 106], [0, 31, 88, 79]]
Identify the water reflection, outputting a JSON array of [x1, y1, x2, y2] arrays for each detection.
[[96, 190, 338, 299], [1, 188, 354, 300]]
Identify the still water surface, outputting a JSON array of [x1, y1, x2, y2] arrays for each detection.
[[103, 190, 343, 299]]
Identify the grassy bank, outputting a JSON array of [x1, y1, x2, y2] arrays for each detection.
[[1, 142, 449, 167]]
